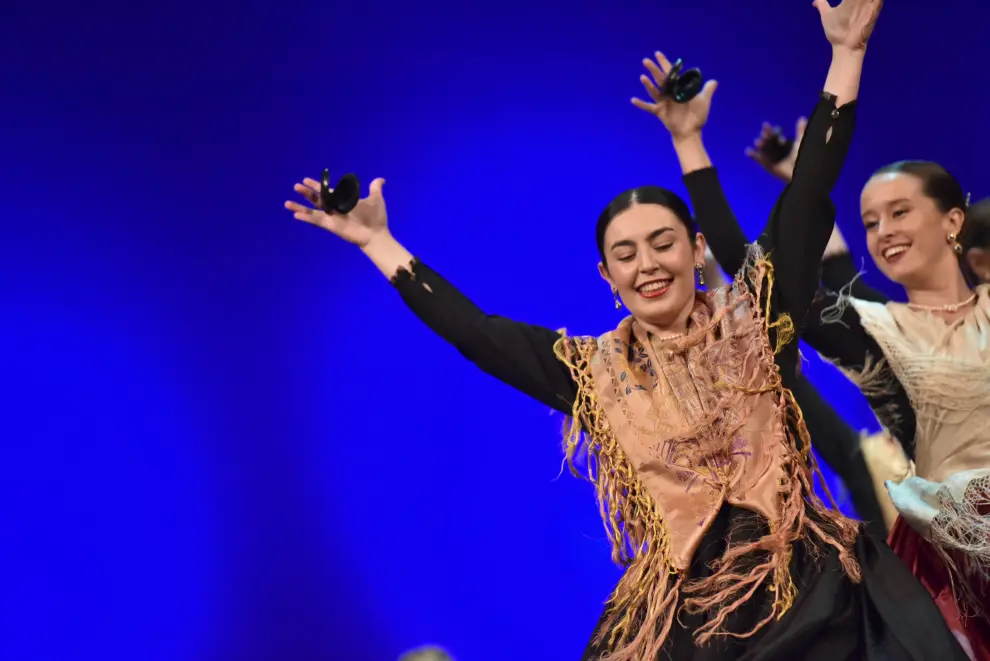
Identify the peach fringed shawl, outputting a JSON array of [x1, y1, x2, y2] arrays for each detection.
[[553, 252, 860, 661]]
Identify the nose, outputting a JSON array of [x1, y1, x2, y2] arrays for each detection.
[[637, 251, 659, 273], [876, 216, 895, 240]]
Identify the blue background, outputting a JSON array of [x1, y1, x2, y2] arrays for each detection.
[[2, 1, 988, 660]]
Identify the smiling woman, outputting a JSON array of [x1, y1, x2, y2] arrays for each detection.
[[860, 161, 969, 300], [596, 186, 706, 338], [799, 158, 990, 658]]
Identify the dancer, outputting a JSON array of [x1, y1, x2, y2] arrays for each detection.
[[686, 51, 990, 661], [286, 3, 967, 659], [812, 161, 990, 660], [749, 123, 990, 570]]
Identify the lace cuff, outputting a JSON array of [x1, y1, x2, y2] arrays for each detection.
[[930, 471, 990, 574]]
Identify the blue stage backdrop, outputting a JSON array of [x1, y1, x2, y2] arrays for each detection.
[[2, 1, 988, 660]]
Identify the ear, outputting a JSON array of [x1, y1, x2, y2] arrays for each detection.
[[945, 207, 966, 236], [966, 247, 990, 283], [598, 261, 613, 288], [693, 233, 708, 266]]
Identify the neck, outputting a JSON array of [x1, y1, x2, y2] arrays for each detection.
[[905, 266, 971, 309]]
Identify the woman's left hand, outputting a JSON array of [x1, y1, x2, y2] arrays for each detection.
[[814, 0, 883, 52], [632, 51, 717, 141]]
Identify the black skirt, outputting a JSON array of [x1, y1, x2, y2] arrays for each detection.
[[581, 505, 968, 661]]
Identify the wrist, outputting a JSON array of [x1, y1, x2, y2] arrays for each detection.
[[360, 230, 396, 254], [831, 45, 867, 62], [671, 131, 703, 151], [774, 165, 795, 183], [360, 230, 416, 281], [671, 131, 712, 175]]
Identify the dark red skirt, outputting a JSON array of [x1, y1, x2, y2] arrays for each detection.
[[888, 516, 990, 660]]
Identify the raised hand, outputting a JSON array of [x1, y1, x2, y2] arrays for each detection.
[[631, 51, 717, 141], [814, 0, 883, 51], [285, 176, 388, 247], [745, 117, 807, 183]]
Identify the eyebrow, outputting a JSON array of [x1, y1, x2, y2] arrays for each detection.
[[864, 198, 911, 211], [610, 227, 673, 252]]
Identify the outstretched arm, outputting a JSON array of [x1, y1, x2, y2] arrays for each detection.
[[286, 178, 577, 414]]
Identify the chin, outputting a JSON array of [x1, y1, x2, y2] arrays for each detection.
[[634, 289, 696, 325], [881, 259, 922, 288]]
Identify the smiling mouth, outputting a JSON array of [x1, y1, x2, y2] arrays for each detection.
[[882, 244, 910, 263], [636, 279, 672, 298]]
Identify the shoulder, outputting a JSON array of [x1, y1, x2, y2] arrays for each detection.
[[553, 329, 602, 365]]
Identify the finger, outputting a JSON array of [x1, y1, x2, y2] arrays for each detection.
[[643, 57, 667, 84], [293, 183, 320, 205], [795, 116, 808, 138], [760, 122, 773, 139], [639, 73, 662, 101], [285, 200, 316, 215], [290, 205, 343, 233], [368, 177, 386, 199], [654, 51, 673, 74], [812, 0, 831, 19], [745, 147, 761, 161], [302, 177, 322, 193], [631, 97, 659, 113], [698, 79, 717, 102]]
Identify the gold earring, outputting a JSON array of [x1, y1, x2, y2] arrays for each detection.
[[948, 232, 963, 255], [695, 262, 705, 286], [612, 287, 622, 310]]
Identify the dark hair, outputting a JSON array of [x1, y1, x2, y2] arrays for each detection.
[[595, 185, 697, 263], [960, 197, 990, 252], [870, 160, 967, 214]]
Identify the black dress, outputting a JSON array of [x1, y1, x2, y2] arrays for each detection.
[[390, 93, 966, 660]]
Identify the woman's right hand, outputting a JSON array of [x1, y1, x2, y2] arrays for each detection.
[[285, 176, 388, 247], [745, 117, 807, 183], [631, 51, 717, 141]]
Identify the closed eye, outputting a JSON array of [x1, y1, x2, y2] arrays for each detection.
[[653, 243, 674, 252]]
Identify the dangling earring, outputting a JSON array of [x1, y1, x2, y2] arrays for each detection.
[[612, 287, 622, 310], [695, 262, 705, 286], [947, 232, 963, 255]]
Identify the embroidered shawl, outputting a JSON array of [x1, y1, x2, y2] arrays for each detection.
[[553, 253, 859, 661]]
